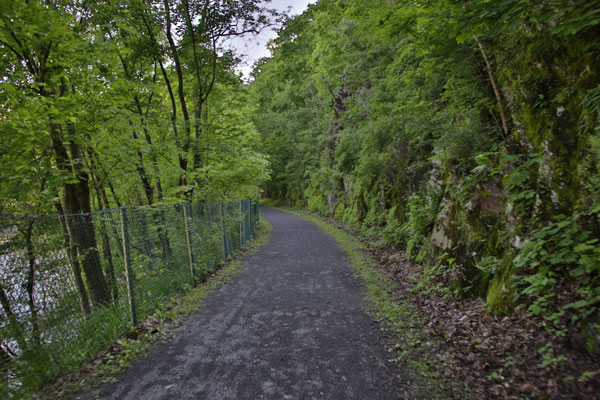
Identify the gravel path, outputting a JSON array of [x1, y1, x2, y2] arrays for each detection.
[[94, 207, 403, 399]]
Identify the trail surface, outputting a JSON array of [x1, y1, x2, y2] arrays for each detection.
[[95, 207, 403, 399]]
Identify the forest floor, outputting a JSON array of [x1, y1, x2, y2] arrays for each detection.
[[84, 207, 408, 399], [310, 213, 600, 400]]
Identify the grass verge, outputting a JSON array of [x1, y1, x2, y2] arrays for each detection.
[[34, 220, 272, 400], [281, 208, 457, 399]]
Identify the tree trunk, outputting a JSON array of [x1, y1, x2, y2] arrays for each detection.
[[50, 123, 111, 307], [474, 36, 510, 138], [98, 217, 118, 301], [139, 8, 180, 152], [0, 283, 27, 351], [129, 66, 173, 257], [156, 207, 173, 260], [163, 0, 192, 187], [107, 179, 122, 208], [56, 204, 91, 315], [129, 122, 155, 205], [64, 212, 111, 307], [23, 218, 40, 346], [131, 209, 153, 258], [90, 170, 119, 302], [113, 39, 162, 206], [0, 343, 13, 392], [88, 152, 126, 265], [182, 0, 204, 177]]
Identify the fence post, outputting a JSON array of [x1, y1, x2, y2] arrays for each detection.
[[119, 207, 137, 326], [220, 202, 225, 260], [182, 203, 196, 287], [239, 200, 244, 246], [222, 202, 231, 259], [255, 201, 259, 231], [249, 200, 253, 237]]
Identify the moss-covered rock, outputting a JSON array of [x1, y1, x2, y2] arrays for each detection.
[[583, 322, 600, 361], [486, 258, 515, 315]]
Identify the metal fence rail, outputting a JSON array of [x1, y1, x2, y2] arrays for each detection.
[[0, 199, 259, 398]]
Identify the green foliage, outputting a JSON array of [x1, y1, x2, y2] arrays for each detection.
[[383, 194, 434, 263], [0, 2, 272, 391], [538, 342, 568, 368], [251, 0, 600, 357], [0, 0, 271, 215], [475, 256, 502, 286], [474, 152, 543, 221], [417, 254, 469, 300], [486, 270, 515, 315], [513, 208, 600, 334]]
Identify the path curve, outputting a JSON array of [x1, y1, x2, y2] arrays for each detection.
[[95, 207, 403, 399]]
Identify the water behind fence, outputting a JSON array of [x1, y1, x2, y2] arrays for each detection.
[[0, 200, 259, 397]]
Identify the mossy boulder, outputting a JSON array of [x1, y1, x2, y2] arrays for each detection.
[[486, 262, 514, 315], [583, 322, 600, 361]]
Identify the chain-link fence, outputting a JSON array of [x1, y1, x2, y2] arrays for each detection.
[[0, 200, 259, 398]]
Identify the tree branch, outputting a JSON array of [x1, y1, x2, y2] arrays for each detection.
[[474, 35, 509, 138]]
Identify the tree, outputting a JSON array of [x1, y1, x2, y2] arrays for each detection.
[[0, 0, 112, 306], [143, 0, 275, 197], [251, 0, 600, 347]]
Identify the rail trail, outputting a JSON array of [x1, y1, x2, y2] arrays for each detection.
[[94, 207, 403, 399]]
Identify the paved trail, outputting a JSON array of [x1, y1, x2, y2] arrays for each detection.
[[95, 207, 403, 399]]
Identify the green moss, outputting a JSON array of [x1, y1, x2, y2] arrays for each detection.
[[584, 323, 600, 360], [305, 187, 327, 215], [343, 201, 361, 227], [486, 259, 514, 315], [382, 206, 404, 247], [333, 202, 346, 220]]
